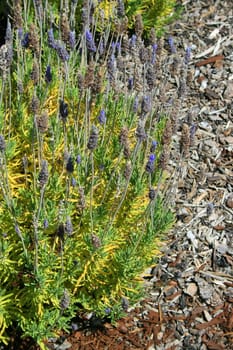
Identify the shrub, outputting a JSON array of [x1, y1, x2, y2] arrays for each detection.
[[0, 0, 188, 347], [94, 0, 181, 36]]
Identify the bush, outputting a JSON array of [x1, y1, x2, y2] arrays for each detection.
[[0, 0, 188, 347]]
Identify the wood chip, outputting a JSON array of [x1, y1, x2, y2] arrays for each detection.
[[185, 283, 198, 297], [195, 55, 224, 67]]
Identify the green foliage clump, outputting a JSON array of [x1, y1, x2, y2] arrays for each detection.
[[0, 0, 187, 348], [94, 0, 181, 36]]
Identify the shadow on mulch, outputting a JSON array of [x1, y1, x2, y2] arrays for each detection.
[[3, 300, 233, 350]]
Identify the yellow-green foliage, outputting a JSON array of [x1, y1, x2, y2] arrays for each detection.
[[0, 0, 177, 346], [94, 0, 179, 35]]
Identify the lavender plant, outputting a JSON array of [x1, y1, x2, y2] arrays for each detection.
[[94, 0, 181, 36], [0, 0, 188, 347]]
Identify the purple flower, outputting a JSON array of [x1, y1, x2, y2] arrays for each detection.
[[98, 109, 106, 125], [69, 31, 76, 50], [151, 43, 158, 64], [65, 216, 73, 235], [71, 323, 79, 331], [47, 28, 56, 49], [87, 125, 99, 151], [0, 134, 6, 152], [116, 42, 121, 55], [85, 29, 96, 52], [45, 65, 52, 83], [117, 0, 125, 17], [148, 187, 156, 200], [17, 28, 23, 39], [168, 36, 176, 54], [128, 77, 134, 90], [21, 32, 29, 47], [71, 177, 77, 187], [76, 155, 81, 164], [136, 121, 147, 141], [55, 41, 69, 61], [141, 95, 151, 115], [190, 123, 197, 145], [66, 156, 74, 173], [38, 160, 49, 187], [43, 219, 49, 229], [150, 140, 158, 152], [133, 96, 139, 113], [149, 154, 156, 162], [59, 100, 68, 121], [184, 46, 192, 65], [190, 124, 196, 138], [145, 154, 156, 173], [129, 34, 137, 47], [15, 224, 21, 236], [111, 41, 116, 51], [107, 54, 115, 82], [105, 308, 111, 315]]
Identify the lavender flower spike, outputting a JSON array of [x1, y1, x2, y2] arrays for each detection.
[[55, 41, 69, 61], [141, 95, 151, 115], [133, 96, 139, 113], [98, 109, 106, 125], [69, 31, 76, 50], [71, 177, 77, 187], [150, 140, 158, 152], [0, 134, 6, 152], [107, 54, 116, 82], [65, 216, 73, 235], [38, 160, 49, 187], [168, 36, 176, 54], [151, 43, 158, 64], [21, 32, 29, 47], [85, 29, 96, 52], [129, 34, 137, 47], [117, 0, 125, 17], [76, 155, 81, 164], [87, 125, 99, 151], [145, 154, 156, 173], [45, 65, 52, 83], [17, 28, 23, 39], [59, 100, 68, 122], [47, 28, 56, 49], [66, 155, 74, 173], [43, 219, 49, 229], [184, 46, 192, 65], [128, 77, 134, 90]]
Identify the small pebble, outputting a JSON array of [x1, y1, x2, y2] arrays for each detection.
[[119, 325, 128, 334], [157, 331, 164, 341], [223, 80, 233, 99], [199, 121, 212, 132], [226, 194, 233, 208]]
